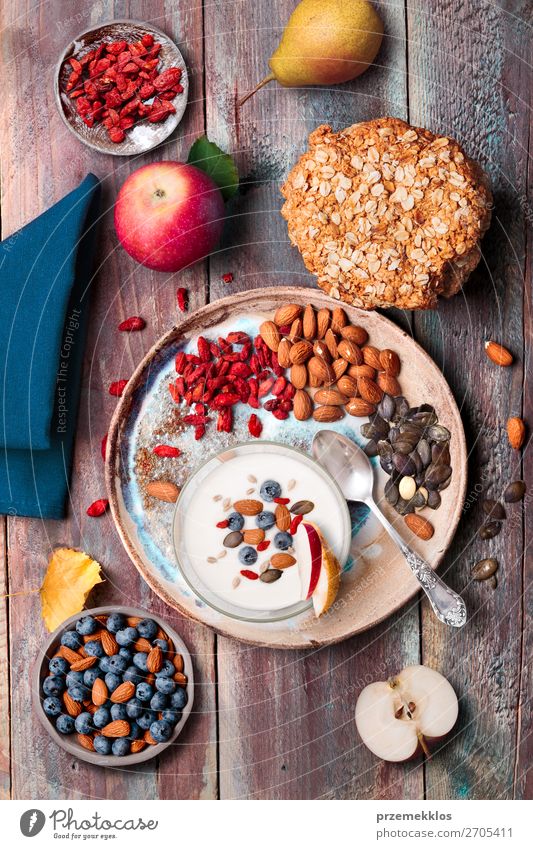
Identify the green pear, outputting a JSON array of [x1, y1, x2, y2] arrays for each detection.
[[240, 0, 384, 105]]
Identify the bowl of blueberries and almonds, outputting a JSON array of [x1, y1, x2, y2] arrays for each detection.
[[34, 606, 194, 765]]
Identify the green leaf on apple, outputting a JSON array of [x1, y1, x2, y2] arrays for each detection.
[[187, 136, 239, 201]]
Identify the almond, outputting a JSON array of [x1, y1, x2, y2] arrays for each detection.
[[324, 329, 338, 358], [348, 364, 376, 379], [314, 389, 348, 406], [316, 308, 331, 339], [110, 681, 136, 703], [94, 614, 108, 625], [101, 630, 118, 656], [259, 320, 280, 352], [92, 678, 108, 707], [63, 691, 82, 717], [83, 630, 103, 643], [174, 671, 188, 686], [77, 734, 95, 751], [377, 372, 402, 397], [70, 656, 98, 672], [332, 358, 348, 380], [146, 480, 180, 503], [131, 739, 147, 753], [288, 317, 303, 342], [357, 376, 383, 404], [243, 528, 266, 545], [346, 397, 377, 417], [134, 637, 153, 652], [289, 340, 313, 364], [233, 498, 263, 515], [277, 338, 292, 368], [404, 513, 434, 541], [313, 405, 345, 423], [302, 304, 317, 339], [127, 617, 141, 627], [507, 416, 526, 449], [275, 504, 291, 531], [293, 389, 313, 421], [273, 304, 302, 327], [144, 729, 158, 745], [147, 646, 163, 673], [290, 363, 308, 389], [331, 307, 348, 334], [337, 339, 363, 365], [145, 673, 155, 686], [484, 340, 513, 367], [337, 375, 358, 397], [271, 553, 297, 569], [308, 356, 336, 386], [379, 348, 401, 376], [102, 720, 130, 738], [59, 646, 82, 664], [308, 369, 322, 388], [173, 654, 185, 674], [313, 340, 331, 362], [85, 702, 97, 715], [361, 345, 382, 370], [341, 325, 368, 346]]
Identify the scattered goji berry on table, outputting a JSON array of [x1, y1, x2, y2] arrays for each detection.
[[240, 570, 259, 580], [222, 272, 233, 284], [177, 287, 188, 312], [101, 434, 108, 461], [109, 379, 128, 397], [248, 414, 263, 438], [118, 316, 146, 332], [86, 498, 109, 517], [153, 445, 181, 458]]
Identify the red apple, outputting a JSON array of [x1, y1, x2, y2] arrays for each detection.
[[114, 161, 225, 272], [301, 521, 341, 616]]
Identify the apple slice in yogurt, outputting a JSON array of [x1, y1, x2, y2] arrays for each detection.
[[300, 521, 341, 617]]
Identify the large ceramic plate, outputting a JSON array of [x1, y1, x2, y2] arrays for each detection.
[[106, 288, 467, 648]]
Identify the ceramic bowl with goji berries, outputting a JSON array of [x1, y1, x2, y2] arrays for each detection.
[[33, 606, 194, 766], [54, 20, 189, 156]]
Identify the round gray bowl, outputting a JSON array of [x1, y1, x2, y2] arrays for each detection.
[[33, 605, 194, 767]]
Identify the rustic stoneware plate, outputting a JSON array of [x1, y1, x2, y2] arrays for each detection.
[[54, 20, 189, 156], [106, 287, 467, 648], [33, 606, 194, 767]]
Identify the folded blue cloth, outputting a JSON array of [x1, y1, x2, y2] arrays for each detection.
[[0, 174, 101, 518]]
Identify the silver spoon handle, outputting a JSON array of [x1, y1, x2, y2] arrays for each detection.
[[366, 500, 467, 628]]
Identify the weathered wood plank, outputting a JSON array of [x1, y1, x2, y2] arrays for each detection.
[[0, 0, 217, 799], [407, 0, 532, 799]]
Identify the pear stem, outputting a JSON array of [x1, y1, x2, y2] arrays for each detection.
[[417, 732, 432, 760], [238, 73, 276, 107]]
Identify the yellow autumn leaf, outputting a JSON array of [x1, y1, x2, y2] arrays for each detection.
[[40, 547, 104, 632]]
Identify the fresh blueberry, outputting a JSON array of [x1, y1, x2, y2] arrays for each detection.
[[128, 721, 143, 740], [137, 619, 158, 640], [123, 666, 144, 685], [112, 738, 130, 757], [126, 698, 144, 720], [43, 696, 62, 718], [155, 660, 175, 679], [99, 657, 111, 674], [106, 612, 126, 634], [171, 689, 188, 710], [93, 707, 111, 729], [107, 654, 128, 674], [238, 546, 258, 566], [155, 677, 176, 696], [150, 692, 168, 711], [118, 647, 133, 662], [136, 682, 154, 703], [137, 710, 156, 730], [260, 480, 282, 502], [153, 639, 168, 652], [60, 630, 82, 650], [74, 712, 94, 735], [83, 668, 101, 687], [162, 708, 182, 726], [274, 531, 293, 550], [133, 652, 149, 672], [227, 512, 244, 531], [56, 714, 75, 735], [105, 672, 122, 693], [111, 704, 128, 721], [66, 670, 84, 689], [84, 640, 104, 658], [94, 735, 112, 755], [256, 511, 276, 530], [67, 684, 86, 703], [76, 615, 98, 636], [49, 656, 69, 676], [116, 627, 138, 647], [149, 719, 172, 743], [43, 675, 65, 698]]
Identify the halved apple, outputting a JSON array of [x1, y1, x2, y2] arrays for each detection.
[[301, 522, 341, 617]]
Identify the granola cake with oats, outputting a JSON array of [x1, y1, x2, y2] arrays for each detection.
[[280, 117, 492, 310]]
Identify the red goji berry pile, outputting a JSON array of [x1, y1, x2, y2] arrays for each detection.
[[65, 33, 184, 143]]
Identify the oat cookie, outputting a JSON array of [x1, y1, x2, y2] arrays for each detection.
[[281, 118, 492, 310]]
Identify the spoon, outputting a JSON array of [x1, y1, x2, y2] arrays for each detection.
[[312, 430, 467, 628]]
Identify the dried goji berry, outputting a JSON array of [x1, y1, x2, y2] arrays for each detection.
[[272, 408, 288, 420], [177, 287, 188, 312], [226, 331, 249, 345], [289, 514, 303, 535], [148, 97, 176, 123], [108, 127, 125, 143], [153, 67, 182, 91], [194, 425, 206, 440], [240, 570, 259, 580], [118, 316, 145, 331], [222, 272, 233, 284], [197, 336, 211, 363], [109, 379, 128, 396], [216, 519, 229, 529], [86, 499, 109, 517], [141, 33, 154, 48], [273, 497, 290, 505], [101, 434, 108, 461], [248, 414, 262, 438], [257, 540, 270, 552], [183, 414, 210, 425], [272, 376, 286, 396], [258, 378, 275, 398], [175, 351, 187, 374], [153, 445, 181, 458]]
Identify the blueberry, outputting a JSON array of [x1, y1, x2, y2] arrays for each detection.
[[260, 480, 282, 502], [116, 627, 138, 647], [74, 712, 93, 735], [84, 640, 104, 658], [126, 698, 144, 720], [112, 738, 130, 757], [67, 684, 86, 703], [128, 721, 143, 740], [137, 710, 156, 730], [99, 657, 111, 674], [238, 546, 258, 566], [150, 692, 168, 711], [123, 666, 144, 685], [171, 689, 188, 710], [106, 612, 126, 634], [94, 735, 112, 755], [76, 615, 98, 636], [149, 719, 172, 743], [56, 714, 75, 735], [155, 677, 176, 696], [274, 531, 293, 550], [162, 708, 182, 726], [227, 512, 244, 531], [93, 707, 111, 729], [105, 672, 122, 693], [137, 619, 158, 640], [136, 682, 154, 703], [107, 654, 128, 674], [133, 652, 149, 672], [153, 639, 168, 652], [111, 704, 128, 721], [66, 670, 84, 689], [155, 660, 175, 679], [43, 675, 65, 697], [49, 656, 69, 676], [118, 647, 133, 662], [43, 696, 62, 718], [256, 511, 276, 530], [83, 668, 101, 687], [60, 630, 82, 650]]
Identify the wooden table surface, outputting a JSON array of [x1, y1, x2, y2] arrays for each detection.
[[0, 0, 531, 800]]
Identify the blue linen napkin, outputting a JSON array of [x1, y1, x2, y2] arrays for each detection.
[[0, 174, 101, 519]]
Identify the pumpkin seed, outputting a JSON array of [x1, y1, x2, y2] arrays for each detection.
[[471, 558, 498, 581], [482, 499, 506, 520], [260, 569, 282, 583], [290, 500, 314, 515], [503, 480, 526, 503], [223, 531, 243, 548], [478, 521, 502, 540]]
